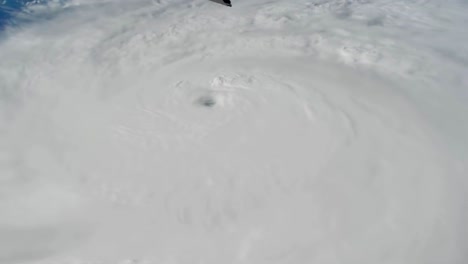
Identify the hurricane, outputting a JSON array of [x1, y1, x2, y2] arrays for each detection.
[[0, 1, 467, 264]]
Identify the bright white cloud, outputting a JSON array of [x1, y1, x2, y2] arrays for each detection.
[[0, 0, 467, 263]]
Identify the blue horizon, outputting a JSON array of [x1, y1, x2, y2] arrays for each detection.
[[0, 0, 42, 30]]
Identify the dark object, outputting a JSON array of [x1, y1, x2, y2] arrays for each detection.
[[196, 95, 216, 108], [208, 0, 232, 7]]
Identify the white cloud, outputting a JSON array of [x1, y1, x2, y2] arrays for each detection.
[[0, 0, 467, 263]]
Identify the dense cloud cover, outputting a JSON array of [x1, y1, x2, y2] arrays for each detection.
[[0, 0, 467, 263]]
